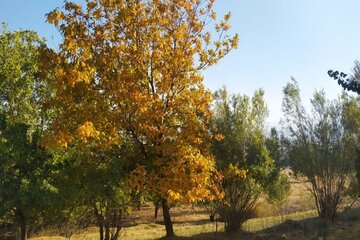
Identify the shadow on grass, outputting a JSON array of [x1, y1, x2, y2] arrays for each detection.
[[155, 207, 360, 240], [171, 219, 211, 226], [155, 231, 255, 240], [154, 219, 318, 240]]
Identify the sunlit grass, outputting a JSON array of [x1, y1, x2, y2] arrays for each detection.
[[28, 180, 360, 240], [29, 208, 360, 240], [29, 210, 319, 240]]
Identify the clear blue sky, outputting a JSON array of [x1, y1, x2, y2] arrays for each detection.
[[1, 0, 360, 127]]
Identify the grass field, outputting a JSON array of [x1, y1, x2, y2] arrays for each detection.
[[28, 180, 360, 240], [29, 208, 360, 240]]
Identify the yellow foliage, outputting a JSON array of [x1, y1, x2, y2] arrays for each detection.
[[41, 130, 73, 148], [127, 165, 147, 191], [214, 133, 224, 141], [128, 146, 224, 204], [41, 0, 238, 204], [76, 121, 99, 143], [224, 163, 247, 180]]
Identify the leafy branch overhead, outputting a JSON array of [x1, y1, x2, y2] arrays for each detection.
[[328, 61, 360, 94]]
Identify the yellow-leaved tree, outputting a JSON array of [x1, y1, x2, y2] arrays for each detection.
[[41, 0, 238, 236]]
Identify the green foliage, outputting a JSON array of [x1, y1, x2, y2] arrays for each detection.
[[342, 96, 360, 198], [265, 128, 285, 167], [0, 25, 56, 239], [266, 172, 291, 210], [211, 87, 286, 232], [282, 78, 360, 221], [0, 23, 45, 127], [0, 116, 56, 238], [50, 139, 139, 240]]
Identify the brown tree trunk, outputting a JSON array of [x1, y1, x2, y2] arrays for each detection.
[[94, 204, 104, 240], [111, 226, 121, 240], [110, 210, 122, 240], [161, 198, 174, 237], [99, 224, 104, 240], [318, 198, 337, 222], [154, 201, 160, 220], [14, 209, 27, 240], [104, 223, 110, 240], [224, 209, 240, 233]]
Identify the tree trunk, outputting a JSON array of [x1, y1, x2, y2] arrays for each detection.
[[318, 198, 337, 222], [104, 223, 110, 240], [154, 201, 160, 220], [161, 198, 174, 237], [99, 224, 104, 240], [224, 211, 240, 233], [94, 204, 104, 240], [14, 209, 27, 240], [111, 226, 121, 240]]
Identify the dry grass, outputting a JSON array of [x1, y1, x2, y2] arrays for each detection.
[[29, 208, 360, 240], [28, 177, 360, 240], [29, 209, 360, 240]]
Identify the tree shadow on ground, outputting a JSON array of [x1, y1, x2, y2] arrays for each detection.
[[155, 218, 320, 240], [155, 207, 360, 240], [171, 219, 211, 226]]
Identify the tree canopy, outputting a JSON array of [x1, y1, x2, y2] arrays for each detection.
[[211, 87, 286, 232], [40, 0, 238, 237], [282, 79, 359, 221], [0, 25, 56, 240]]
